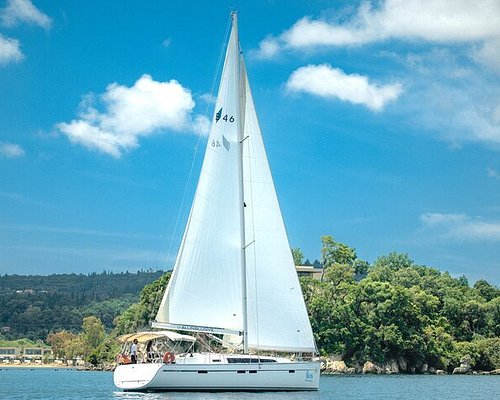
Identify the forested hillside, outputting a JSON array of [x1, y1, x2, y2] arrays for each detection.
[[0, 270, 165, 341], [2, 236, 499, 373]]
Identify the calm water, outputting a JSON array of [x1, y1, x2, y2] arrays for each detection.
[[0, 369, 498, 400]]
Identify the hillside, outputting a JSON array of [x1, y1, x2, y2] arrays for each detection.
[[0, 270, 166, 341]]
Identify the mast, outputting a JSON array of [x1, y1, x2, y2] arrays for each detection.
[[232, 11, 249, 354]]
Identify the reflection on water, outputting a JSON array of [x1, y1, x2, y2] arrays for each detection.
[[112, 389, 322, 400]]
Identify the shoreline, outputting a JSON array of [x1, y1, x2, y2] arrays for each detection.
[[0, 364, 79, 370], [1, 363, 499, 376]]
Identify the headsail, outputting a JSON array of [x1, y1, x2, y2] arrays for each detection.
[[240, 60, 316, 353]]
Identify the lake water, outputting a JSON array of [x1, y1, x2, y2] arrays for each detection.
[[0, 369, 498, 400]]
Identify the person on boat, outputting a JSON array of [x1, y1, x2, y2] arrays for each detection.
[[130, 339, 138, 364], [146, 340, 153, 363]]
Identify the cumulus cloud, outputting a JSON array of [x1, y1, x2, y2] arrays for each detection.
[[420, 212, 500, 242], [57, 74, 209, 157], [253, 36, 281, 59], [261, 1, 500, 147], [256, 0, 500, 60], [0, 142, 25, 158], [0, 34, 23, 64], [0, 0, 51, 29], [286, 64, 402, 111]]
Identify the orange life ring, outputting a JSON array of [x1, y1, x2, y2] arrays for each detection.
[[116, 354, 131, 364], [163, 352, 175, 364]]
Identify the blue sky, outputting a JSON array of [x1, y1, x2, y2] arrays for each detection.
[[1, 0, 499, 284]]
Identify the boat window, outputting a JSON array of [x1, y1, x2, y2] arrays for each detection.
[[226, 357, 276, 363]]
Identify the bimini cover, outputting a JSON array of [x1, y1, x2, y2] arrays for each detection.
[[118, 331, 196, 344]]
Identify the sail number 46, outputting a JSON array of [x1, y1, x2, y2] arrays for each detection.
[[215, 108, 234, 124]]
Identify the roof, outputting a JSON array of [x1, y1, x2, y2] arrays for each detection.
[[118, 330, 196, 344]]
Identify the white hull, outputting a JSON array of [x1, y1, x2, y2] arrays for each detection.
[[114, 361, 320, 391]]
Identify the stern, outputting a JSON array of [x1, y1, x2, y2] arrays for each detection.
[[113, 363, 163, 391]]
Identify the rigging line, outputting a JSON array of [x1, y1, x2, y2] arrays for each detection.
[[242, 66, 260, 356], [156, 14, 232, 287]]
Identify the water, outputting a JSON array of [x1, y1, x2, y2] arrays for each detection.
[[0, 369, 498, 400]]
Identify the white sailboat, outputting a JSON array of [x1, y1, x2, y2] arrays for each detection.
[[113, 12, 320, 391]]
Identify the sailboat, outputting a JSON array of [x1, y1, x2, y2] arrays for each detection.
[[113, 12, 320, 391]]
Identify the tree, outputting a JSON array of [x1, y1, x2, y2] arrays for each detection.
[[114, 272, 171, 335], [46, 331, 79, 361], [80, 316, 106, 364], [353, 259, 369, 277], [372, 252, 414, 271], [320, 236, 358, 285], [474, 279, 499, 301], [321, 236, 356, 268], [291, 248, 304, 266], [323, 264, 355, 286]]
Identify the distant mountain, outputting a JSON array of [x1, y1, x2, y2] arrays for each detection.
[[0, 270, 166, 341]]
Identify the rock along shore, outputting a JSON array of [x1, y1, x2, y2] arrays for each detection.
[[320, 357, 500, 375]]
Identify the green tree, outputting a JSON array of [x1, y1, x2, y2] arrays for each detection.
[[80, 316, 106, 364], [321, 236, 357, 268], [353, 259, 369, 277], [301, 240, 500, 372], [114, 272, 171, 335], [320, 236, 357, 285], [323, 264, 355, 286], [291, 248, 304, 266], [486, 297, 500, 336], [474, 279, 499, 301], [47, 331, 78, 361]]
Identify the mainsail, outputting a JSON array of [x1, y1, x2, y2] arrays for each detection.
[[155, 16, 243, 334], [155, 13, 316, 353]]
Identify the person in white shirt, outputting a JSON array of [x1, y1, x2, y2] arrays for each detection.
[[130, 339, 138, 364]]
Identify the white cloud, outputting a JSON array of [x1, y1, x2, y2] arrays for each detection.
[[473, 39, 500, 73], [399, 66, 500, 148], [0, 141, 25, 158], [420, 212, 467, 226], [256, 0, 500, 59], [162, 37, 171, 48], [0, 191, 54, 208], [420, 212, 500, 242], [253, 36, 280, 59], [252, 1, 500, 150], [57, 74, 208, 157], [0, 222, 161, 240], [0, 34, 23, 64], [0, 0, 51, 29], [487, 167, 500, 180], [198, 92, 217, 105], [286, 64, 402, 111]]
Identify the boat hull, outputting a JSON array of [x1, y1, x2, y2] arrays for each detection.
[[114, 361, 320, 391]]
